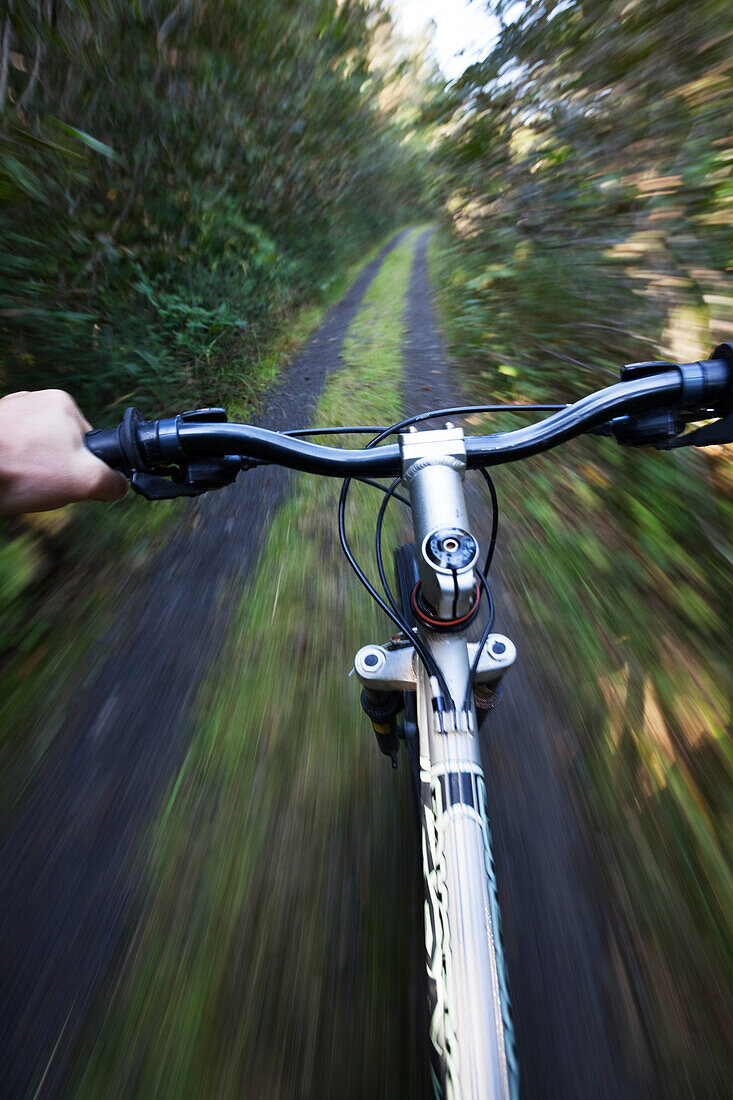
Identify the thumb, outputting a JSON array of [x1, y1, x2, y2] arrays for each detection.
[[81, 450, 129, 502]]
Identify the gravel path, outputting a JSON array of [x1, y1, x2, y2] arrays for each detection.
[[0, 231, 408, 1099], [401, 228, 654, 1099]]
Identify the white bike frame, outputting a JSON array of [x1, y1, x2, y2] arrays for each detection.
[[355, 425, 518, 1100]]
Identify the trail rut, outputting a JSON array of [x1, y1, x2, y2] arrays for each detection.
[[0, 232, 408, 1100]]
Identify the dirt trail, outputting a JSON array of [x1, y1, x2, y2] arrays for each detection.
[[402, 228, 654, 1098], [0, 231, 407, 1099], [1, 226, 657, 1099]]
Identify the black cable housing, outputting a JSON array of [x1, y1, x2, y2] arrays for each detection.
[[477, 469, 499, 577], [464, 566, 496, 714], [375, 476, 406, 620], [282, 404, 568, 440], [337, 475, 453, 706]]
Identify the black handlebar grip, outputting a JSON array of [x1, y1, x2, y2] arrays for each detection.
[[711, 343, 733, 410], [85, 426, 128, 471], [84, 407, 150, 475]]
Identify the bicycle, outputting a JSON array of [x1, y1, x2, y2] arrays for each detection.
[[86, 344, 733, 1099]]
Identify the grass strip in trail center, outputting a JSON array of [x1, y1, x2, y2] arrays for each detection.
[[70, 228, 426, 1099]]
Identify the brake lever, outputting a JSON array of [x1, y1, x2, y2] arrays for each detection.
[[662, 413, 733, 449], [128, 455, 245, 500], [595, 407, 733, 451], [130, 472, 202, 500], [593, 344, 733, 449]]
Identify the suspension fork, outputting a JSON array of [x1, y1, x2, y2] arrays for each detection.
[[354, 423, 519, 1098]]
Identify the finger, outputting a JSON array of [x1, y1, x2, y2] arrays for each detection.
[[93, 467, 128, 502]]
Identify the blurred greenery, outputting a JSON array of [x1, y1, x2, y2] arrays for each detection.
[[429, 1, 732, 1093], [0, 0, 435, 418], [0, 231, 399, 825]]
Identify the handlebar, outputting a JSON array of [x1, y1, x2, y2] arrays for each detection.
[[85, 348, 733, 499]]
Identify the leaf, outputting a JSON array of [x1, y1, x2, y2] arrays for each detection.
[[50, 119, 122, 163]]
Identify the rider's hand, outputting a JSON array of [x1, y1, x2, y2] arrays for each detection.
[[0, 390, 128, 514]]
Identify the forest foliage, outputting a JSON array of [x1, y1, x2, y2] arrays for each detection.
[[430, 1, 732, 1092], [435, 0, 731, 379], [0, 0, 430, 418]]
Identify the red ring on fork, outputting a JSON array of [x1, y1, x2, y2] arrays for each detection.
[[410, 580, 481, 630]]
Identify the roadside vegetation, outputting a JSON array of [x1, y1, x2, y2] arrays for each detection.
[[67, 229, 423, 1099], [1, 1, 430, 416], [0, 1, 437, 819], [429, 1, 732, 1092]]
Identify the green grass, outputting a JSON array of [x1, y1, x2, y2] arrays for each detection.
[[69, 228, 425, 1098]]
